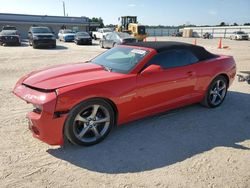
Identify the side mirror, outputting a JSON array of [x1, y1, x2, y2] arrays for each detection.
[[141, 64, 163, 75]]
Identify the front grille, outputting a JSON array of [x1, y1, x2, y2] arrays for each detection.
[[33, 107, 42, 114], [34, 39, 55, 44], [1, 36, 19, 42], [80, 38, 91, 42], [37, 35, 52, 39]]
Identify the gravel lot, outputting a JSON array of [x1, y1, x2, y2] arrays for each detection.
[[0, 37, 250, 188]]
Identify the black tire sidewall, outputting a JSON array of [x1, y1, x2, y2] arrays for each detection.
[[64, 99, 115, 146]]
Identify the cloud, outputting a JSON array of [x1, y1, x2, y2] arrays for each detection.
[[208, 10, 217, 16], [128, 4, 136, 7]]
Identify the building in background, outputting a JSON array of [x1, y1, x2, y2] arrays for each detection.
[[182, 26, 250, 38], [0, 13, 100, 38]]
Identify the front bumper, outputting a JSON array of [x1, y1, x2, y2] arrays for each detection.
[[76, 38, 92, 44], [13, 84, 66, 145], [33, 39, 56, 47], [0, 36, 21, 45]]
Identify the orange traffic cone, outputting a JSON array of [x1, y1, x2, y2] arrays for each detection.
[[193, 38, 197, 45], [218, 38, 222, 49]]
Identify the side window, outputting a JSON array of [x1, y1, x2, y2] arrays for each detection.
[[146, 50, 198, 69], [110, 33, 117, 40], [105, 34, 111, 40], [175, 50, 199, 66]]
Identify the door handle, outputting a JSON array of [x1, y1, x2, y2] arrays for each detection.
[[186, 71, 195, 76]]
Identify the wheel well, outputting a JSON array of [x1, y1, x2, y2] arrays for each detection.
[[218, 74, 230, 87], [101, 97, 119, 125]]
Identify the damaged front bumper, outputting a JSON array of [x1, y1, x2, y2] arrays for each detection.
[[13, 84, 67, 146]]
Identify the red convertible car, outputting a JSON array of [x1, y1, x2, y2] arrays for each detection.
[[13, 42, 236, 146]]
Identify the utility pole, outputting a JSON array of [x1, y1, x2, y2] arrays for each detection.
[[62, 1, 66, 16]]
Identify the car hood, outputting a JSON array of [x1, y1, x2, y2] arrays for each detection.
[[22, 63, 122, 90]]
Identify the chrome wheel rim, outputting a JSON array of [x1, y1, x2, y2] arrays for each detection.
[[73, 105, 110, 143], [209, 79, 227, 106]]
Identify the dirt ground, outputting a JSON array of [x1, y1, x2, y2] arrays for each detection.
[[0, 37, 250, 188]]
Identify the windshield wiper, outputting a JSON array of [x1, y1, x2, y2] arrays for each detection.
[[100, 65, 112, 72]]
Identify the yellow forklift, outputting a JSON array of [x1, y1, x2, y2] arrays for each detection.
[[116, 16, 147, 41]]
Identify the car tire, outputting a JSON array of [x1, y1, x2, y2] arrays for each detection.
[[64, 99, 115, 146], [100, 41, 104, 48], [32, 43, 37, 49], [29, 40, 32, 46], [201, 76, 228, 108]]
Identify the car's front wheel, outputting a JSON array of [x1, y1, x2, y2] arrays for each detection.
[[201, 76, 228, 108], [64, 99, 115, 146]]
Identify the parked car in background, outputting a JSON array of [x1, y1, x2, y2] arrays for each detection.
[[203, 32, 213, 39], [171, 32, 183, 37], [100, 32, 136, 48], [28, 26, 56, 49], [92, 28, 112, 40], [74, 32, 92, 45], [58, 29, 75, 42], [13, 41, 236, 146], [230, 31, 249, 40], [0, 30, 21, 46], [2, 25, 17, 31]]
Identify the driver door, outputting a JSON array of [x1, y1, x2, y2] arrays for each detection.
[[135, 49, 198, 116]]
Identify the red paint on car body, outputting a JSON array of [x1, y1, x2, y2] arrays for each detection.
[[13, 45, 236, 146]]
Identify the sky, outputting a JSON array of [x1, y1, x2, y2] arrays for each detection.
[[0, 0, 249, 26]]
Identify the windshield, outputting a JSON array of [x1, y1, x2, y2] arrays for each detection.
[[76, 32, 89, 36], [32, 27, 52, 33], [91, 47, 149, 74], [0, 30, 17, 36], [237, 31, 245, 34], [2, 26, 16, 30]]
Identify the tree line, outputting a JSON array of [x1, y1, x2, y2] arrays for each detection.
[[90, 17, 250, 28]]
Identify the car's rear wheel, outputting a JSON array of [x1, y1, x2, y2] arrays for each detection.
[[100, 41, 104, 48], [201, 76, 228, 108], [64, 99, 115, 146]]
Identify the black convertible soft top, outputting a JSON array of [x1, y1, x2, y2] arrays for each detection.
[[126, 41, 218, 61]]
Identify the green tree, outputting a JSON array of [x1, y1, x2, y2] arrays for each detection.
[[220, 22, 226, 26], [91, 17, 104, 28]]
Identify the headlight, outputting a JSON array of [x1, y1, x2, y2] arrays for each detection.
[[33, 104, 42, 114], [33, 36, 39, 40]]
